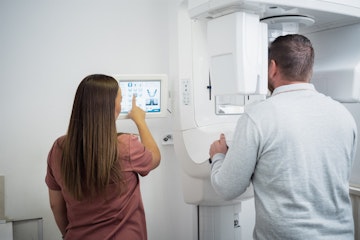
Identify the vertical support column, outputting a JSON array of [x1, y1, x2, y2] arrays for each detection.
[[37, 218, 44, 240], [0, 176, 5, 220], [350, 187, 360, 240], [199, 203, 242, 240]]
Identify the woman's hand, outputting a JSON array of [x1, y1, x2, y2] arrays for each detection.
[[128, 95, 146, 124], [128, 94, 161, 169]]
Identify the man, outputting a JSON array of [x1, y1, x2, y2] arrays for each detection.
[[209, 34, 357, 239]]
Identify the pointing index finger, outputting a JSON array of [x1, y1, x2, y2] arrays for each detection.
[[132, 94, 136, 106]]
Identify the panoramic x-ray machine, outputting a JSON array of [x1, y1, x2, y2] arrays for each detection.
[[173, 0, 360, 239]]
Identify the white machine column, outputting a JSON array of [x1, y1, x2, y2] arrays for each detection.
[[199, 204, 241, 240]]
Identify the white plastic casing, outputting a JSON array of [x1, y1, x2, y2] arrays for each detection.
[[208, 12, 268, 95]]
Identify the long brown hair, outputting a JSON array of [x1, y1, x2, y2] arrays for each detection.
[[61, 74, 124, 200]]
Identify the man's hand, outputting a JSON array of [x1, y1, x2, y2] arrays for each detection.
[[209, 133, 228, 159]]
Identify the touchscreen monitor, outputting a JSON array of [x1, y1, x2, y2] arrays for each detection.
[[114, 74, 167, 119]]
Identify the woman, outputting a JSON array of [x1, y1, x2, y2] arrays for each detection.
[[45, 74, 161, 239]]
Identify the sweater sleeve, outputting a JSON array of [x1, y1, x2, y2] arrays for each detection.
[[211, 113, 258, 200]]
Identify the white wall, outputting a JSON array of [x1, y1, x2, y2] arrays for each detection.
[[307, 22, 360, 187], [345, 103, 360, 187], [0, 0, 195, 239]]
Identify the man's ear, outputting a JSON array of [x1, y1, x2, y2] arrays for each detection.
[[268, 59, 277, 79]]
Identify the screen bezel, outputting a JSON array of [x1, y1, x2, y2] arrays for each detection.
[[114, 74, 168, 119]]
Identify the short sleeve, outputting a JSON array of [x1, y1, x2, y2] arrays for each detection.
[[128, 135, 153, 176], [45, 138, 62, 191]]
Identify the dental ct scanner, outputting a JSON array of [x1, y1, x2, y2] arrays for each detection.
[[173, 0, 360, 239]]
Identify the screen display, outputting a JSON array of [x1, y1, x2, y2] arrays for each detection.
[[119, 80, 161, 114]]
